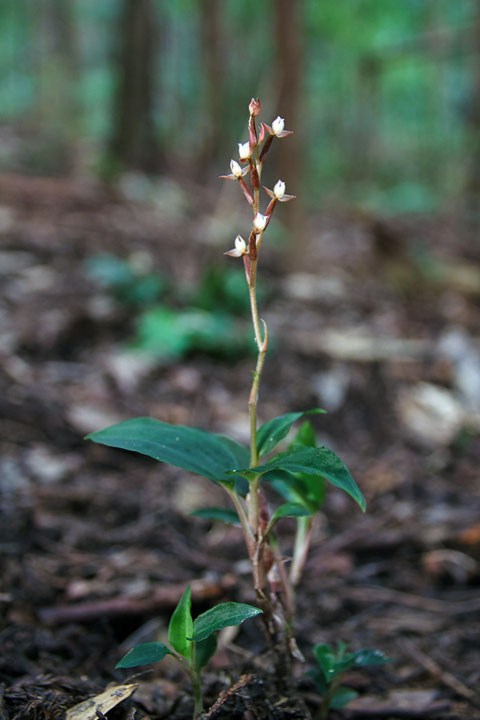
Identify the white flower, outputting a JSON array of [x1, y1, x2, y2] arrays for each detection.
[[230, 159, 243, 178], [235, 235, 247, 254], [225, 235, 247, 258], [271, 116, 285, 136], [253, 212, 267, 232], [238, 142, 251, 161], [273, 180, 286, 199]]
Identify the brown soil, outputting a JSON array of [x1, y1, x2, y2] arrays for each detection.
[[1, 174, 480, 719]]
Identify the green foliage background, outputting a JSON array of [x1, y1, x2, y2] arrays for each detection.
[[0, 0, 478, 212]]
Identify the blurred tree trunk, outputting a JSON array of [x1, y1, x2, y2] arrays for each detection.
[[274, 0, 303, 254], [465, 11, 480, 230], [351, 54, 380, 182], [199, 0, 224, 172], [34, 0, 79, 172], [110, 0, 160, 173]]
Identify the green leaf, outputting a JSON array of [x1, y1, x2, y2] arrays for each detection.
[[257, 409, 325, 457], [267, 469, 326, 513], [300, 472, 326, 511], [168, 586, 193, 659], [190, 507, 240, 525], [190, 602, 263, 643], [237, 446, 365, 512], [306, 667, 328, 694], [352, 649, 392, 668], [333, 654, 357, 674], [87, 418, 249, 486], [271, 502, 311, 525], [291, 421, 317, 449], [194, 634, 218, 670], [313, 644, 338, 682], [330, 687, 358, 709], [115, 642, 171, 669]]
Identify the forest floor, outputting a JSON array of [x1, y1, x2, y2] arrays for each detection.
[[1, 173, 480, 720]]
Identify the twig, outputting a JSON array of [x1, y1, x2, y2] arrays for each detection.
[[399, 637, 480, 704], [343, 700, 451, 718], [343, 585, 480, 615], [38, 575, 236, 625], [202, 674, 253, 719]]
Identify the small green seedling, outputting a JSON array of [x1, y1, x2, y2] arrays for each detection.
[[116, 585, 262, 718], [307, 642, 391, 719]]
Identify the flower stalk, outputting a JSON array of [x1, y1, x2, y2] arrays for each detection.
[[222, 98, 296, 649]]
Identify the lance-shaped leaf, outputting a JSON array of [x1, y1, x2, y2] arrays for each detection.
[[116, 642, 171, 669], [291, 420, 317, 449], [87, 418, 249, 486], [233, 446, 365, 512], [168, 586, 193, 659], [194, 634, 218, 670], [190, 602, 262, 643], [313, 643, 338, 681], [267, 469, 326, 514], [270, 502, 311, 526], [257, 409, 325, 457], [190, 507, 240, 525]]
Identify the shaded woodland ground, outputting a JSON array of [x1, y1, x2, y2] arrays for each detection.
[[1, 172, 480, 719]]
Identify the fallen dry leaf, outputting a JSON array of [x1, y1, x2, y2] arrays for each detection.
[[66, 683, 137, 720]]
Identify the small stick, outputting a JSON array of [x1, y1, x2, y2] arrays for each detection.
[[399, 637, 479, 704]]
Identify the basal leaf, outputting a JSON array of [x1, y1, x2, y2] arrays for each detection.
[[194, 634, 217, 670], [313, 643, 338, 682], [168, 586, 193, 659], [306, 667, 328, 694], [330, 687, 358, 709], [236, 446, 365, 512], [271, 502, 311, 525], [190, 602, 262, 643], [115, 642, 171, 669], [87, 418, 249, 486], [257, 409, 325, 457], [190, 507, 240, 525]]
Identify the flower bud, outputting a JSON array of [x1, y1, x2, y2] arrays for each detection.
[[230, 159, 243, 178], [235, 235, 247, 254], [238, 142, 251, 161], [249, 97, 261, 116], [271, 116, 285, 136], [273, 180, 286, 199], [253, 212, 267, 232]]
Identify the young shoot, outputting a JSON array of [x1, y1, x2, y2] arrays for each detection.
[[307, 642, 391, 719], [116, 586, 262, 719]]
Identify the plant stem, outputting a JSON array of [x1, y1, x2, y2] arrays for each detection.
[[188, 644, 203, 719], [290, 516, 316, 587], [318, 676, 342, 720], [191, 672, 203, 720]]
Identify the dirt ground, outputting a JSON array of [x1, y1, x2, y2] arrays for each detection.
[[1, 173, 480, 719]]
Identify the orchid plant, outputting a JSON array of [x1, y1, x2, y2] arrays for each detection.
[[87, 98, 366, 713]]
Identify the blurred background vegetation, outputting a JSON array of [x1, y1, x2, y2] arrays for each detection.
[[1, 0, 479, 221]]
